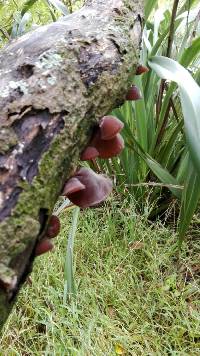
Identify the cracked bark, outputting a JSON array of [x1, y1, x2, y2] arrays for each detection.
[[0, 0, 143, 329]]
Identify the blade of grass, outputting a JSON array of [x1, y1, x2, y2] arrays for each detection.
[[134, 76, 148, 152], [21, 0, 38, 17], [48, 0, 69, 15], [145, 0, 158, 20], [17, 12, 31, 36], [63, 206, 80, 304]]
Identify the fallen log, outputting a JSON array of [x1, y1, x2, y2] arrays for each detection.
[[0, 0, 143, 328]]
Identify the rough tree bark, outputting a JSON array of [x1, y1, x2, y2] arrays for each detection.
[[0, 0, 143, 328]]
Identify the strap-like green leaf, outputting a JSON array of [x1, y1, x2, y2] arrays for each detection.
[[149, 56, 200, 176], [48, 0, 69, 15], [145, 0, 158, 20], [21, 0, 38, 17], [178, 160, 200, 244]]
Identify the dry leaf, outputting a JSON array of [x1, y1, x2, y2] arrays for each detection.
[[129, 241, 144, 250]]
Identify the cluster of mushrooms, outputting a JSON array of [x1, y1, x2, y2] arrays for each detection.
[[35, 65, 148, 256]]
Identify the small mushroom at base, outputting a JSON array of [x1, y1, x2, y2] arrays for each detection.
[[80, 146, 99, 161], [35, 238, 54, 256], [46, 215, 61, 238]]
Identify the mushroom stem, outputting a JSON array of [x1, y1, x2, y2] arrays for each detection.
[[91, 158, 101, 173]]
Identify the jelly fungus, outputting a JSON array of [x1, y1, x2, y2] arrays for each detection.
[[136, 65, 149, 75], [35, 238, 53, 256], [81, 116, 124, 161], [62, 177, 85, 195], [99, 116, 124, 140], [46, 215, 61, 239], [126, 85, 142, 101], [62, 167, 113, 208], [80, 146, 99, 161], [90, 132, 124, 159]]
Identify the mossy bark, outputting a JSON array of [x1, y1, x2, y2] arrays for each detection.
[[0, 0, 143, 329]]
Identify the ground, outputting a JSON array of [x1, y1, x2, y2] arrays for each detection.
[[0, 198, 200, 355]]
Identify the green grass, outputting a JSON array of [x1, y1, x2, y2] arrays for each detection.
[[0, 199, 200, 355]]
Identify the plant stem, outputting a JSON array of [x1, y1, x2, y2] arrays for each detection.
[[126, 182, 183, 189], [156, 0, 180, 136], [166, 0, 180, 59], [90, 158, 101, 173]]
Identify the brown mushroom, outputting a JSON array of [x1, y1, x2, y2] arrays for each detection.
[[35, 238, 54, 256], [62, 167, 113, 208], [46, 215, 61, 238], [90, 132, 124, 159], [99, 116, 124, 140], [81, 116, 124, 161], [62, 177, 85, 195], [80, 146, 99, 161], [126, 85, 142, 101], [136, 65, 149, 75]]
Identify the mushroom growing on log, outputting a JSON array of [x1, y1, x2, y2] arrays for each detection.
[[63, 167, 113, 208], [81, 115, 124, 160], [0, 0, 143, 329]]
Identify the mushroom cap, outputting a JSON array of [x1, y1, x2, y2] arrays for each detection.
[[81, 116, 124, 161], [62, 177, 85, 195], [136, 65, 149, 75], [35, 238, 54, 256], [99, 116, 124, 140], [63, 167, 113, 208], [46, 215, 61, 238], [91, 132, 124, 159], [80, 146, 99, 161], [126, 85, 142, 101]]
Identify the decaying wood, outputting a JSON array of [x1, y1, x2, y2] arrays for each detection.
[[0, 0, 143, 328]]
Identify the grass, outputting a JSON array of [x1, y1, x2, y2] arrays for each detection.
[[0, 198, 200, 355]]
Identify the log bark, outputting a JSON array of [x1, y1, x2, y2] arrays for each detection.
[[0, 0, 143, 328]]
